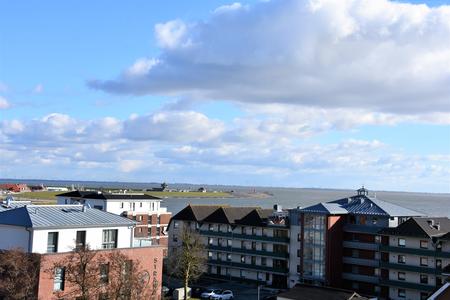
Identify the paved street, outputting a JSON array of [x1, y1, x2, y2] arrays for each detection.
[[163, 275, 280, 300]]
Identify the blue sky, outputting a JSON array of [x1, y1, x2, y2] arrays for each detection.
[[1, 0, 449, 192]]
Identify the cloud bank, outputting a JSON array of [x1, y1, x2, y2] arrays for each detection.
[[89, 0, 450, 115]]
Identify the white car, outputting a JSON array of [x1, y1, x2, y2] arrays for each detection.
[[211, 290, 234, 300], [201, 289, 222, 299]]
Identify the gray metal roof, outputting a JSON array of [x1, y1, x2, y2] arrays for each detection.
[[0, 205, 137, 229], [0, 201, 31, 212], [301, 195, 424, 217]]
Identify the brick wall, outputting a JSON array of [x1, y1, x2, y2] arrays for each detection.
[[38, 246, 164, 299]]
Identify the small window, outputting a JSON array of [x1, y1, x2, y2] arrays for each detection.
[[398, 255, 406, 264], [47, 232, 59, 253], [420, 257, 428, 266], [420, 240, 428, 249], [208, 251, 213, 258], [420, 292, 429, 300], [209, 224, 214, 231], [120, 202, 124, 209], [140, 202, 142, 207], [227, 239, 232, 247], [436, 259, 442, 268], [227, 253, 232, 261], [398, 289, 406, 298], [261, 257, 267, 266], [53, 267, 65, 291], [420, 274, 428, 284], [208, 237, 214, 245], [100, 263, 109, 283], [398, 272, 405, 281], [262, 243, 267, 251], [398, 238, 406, 247], [173, 235, 178, 242], [174, 221, 179, 229]]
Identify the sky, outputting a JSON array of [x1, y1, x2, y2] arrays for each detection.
[[1, 0, 449, 193]]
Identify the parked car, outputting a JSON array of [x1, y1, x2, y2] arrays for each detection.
[[201, 289, 222, 299], [211, 290, 234, 300]]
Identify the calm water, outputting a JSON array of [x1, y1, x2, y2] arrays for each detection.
[[1, 179, 449, 217]]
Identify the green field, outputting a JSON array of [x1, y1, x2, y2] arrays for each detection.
[[13, 190, 231, 201]]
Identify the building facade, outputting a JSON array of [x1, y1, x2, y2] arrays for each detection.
[[56, 191, 172, 247], [379, 217, 450, 300], [0, 203, 164, 299], [294, 188, 424, 298], [168, 205, 291, 288]]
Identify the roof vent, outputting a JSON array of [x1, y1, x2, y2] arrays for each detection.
[[434, 222, 441, 231], [427, 219, 435, 226]]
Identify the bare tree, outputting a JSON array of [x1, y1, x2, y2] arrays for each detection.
[[0, 248, 40, 300], [105, 251, 151, 300], [168, 228, 206, 300], [48, 245, 103, 300]]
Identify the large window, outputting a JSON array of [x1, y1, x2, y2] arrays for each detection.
[[47, 232, 59, 253], [303, 214, 326, 280], [53, 267, 65, 291], [75, 230, 86, 249], [102, 229, 118, 249]]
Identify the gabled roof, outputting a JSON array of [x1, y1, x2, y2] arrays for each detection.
[[381, 217, 450, 238], [0, 205, 136, 229], [171, 205, 224, 222]]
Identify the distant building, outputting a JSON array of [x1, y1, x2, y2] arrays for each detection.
[[198, 187, 207, 193], [56, 191, 172, 249], [0, 183, 30, 193], [148, 182, 169, 192], [380, 217, 450, 300], [168, 204, 290, 288], [46, 186, 69, 192], [0, 204, 164, 299]]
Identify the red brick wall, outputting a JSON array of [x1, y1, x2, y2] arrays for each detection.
[[37, 247, 164, 300], [159, 213, 171, 225], [326, 215, 344, 288]]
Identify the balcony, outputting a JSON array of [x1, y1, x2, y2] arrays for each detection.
[[379, 279, 436, 292], [379, 245, 450, 258], [199, 230, 290, 243], [342, 272, 379, 284], [343, 241, 379, 251], [343, 224, 382, 234], [207, 259, 289, 274], [343, 256, 379, 267], [207, 244, 289, 259], [380, 261, 440, 275]]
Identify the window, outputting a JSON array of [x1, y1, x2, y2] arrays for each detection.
[[297, 249, 301, 257], [351, 249, 359, 258], [173, 235, 178, 243], [227, 253, 232, 261], [252, 242, 256, 250], [420, 257, 428, 266], [262, 228, 266, 236], [398, 238, 406, 247], [227, 239, 232, 247], [261, 257, 267, 266], [208, 251, 213, 258], [375, 235, 381, 243], [132, 202, 135, 211], [53, 267, 65, 291], [398, 255, 406, 264], [75, 231, 86, 249], [298, 233, 301, 241], [94, 205, 103, 210], [297, 265, 301, 273], [102, 229, 118, 249], [120, 202, 124, 208], [436, 259, 442, 268], [398, 289, 406, 298], [174, 221, 179, 229], [398, 272, 405, 281], [209, 224, 214, 231], [47, 232, 59, 253], [251, 256, 256, 265], [227, 225, 232, 233], [420, 240, 428, 249], [372, 217, 377, 225], [140, 202, 142, 207], [421, 292, 429, 300], [262, 243, 267, 251], [208, 237, 214, 245], [252, 227, 256, 235], [241, 255, 245, 263], [437, 277, 443, 286], [100, 263, 109, 283], [420, 274, 428, 284], [241, 227, 245, 234], [218, 225, 222, 232]]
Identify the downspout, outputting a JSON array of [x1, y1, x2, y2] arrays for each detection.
[[25, 227, 33, 252]]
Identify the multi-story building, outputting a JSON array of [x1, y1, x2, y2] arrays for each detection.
[[379, 217, 450, 300], [56, 191, 171, 247], [295, 187, 424, 298], [168, 204, 291, 288], [0, 204, 164, 299]]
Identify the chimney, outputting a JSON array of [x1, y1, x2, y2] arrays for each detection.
[[274, 204, 282, 212], [82, 204, 88, 212], [427, 219, 435, 227], [434, 222, 441, 231]]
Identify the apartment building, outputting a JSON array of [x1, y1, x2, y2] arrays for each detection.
[[57, 191, 171, 247], [295, 187, 424, 298], [0, 204, 164, 299], [168, 204, 290, 288], [379, 217, 450, 300]]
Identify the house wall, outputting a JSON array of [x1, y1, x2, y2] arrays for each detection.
[[38, 246, 164, 300], [0, 225, 30, 251], [31, 226, 134, 254]]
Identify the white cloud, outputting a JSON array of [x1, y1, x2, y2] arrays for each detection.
[[0, 96, 10, 109], [119, 160, 143, 172], [89, 0, 450, 116], [125, 58, 160, 77]]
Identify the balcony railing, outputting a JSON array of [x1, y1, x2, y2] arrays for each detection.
[[379, 279, 436, 292], [380, 261, 440, 275], [343, 241, 379, 251], [343, 224, 382, 234], [207, 259, 289, 274], [207, 244, 289, 259], [342, 272, 379, 284], [343, 256, 380, 267], [379, 245, 450, 258], [199, 230, 290, 243]]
